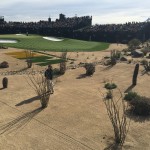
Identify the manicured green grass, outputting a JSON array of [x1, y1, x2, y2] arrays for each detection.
[[37, 59, 65, 66], [19, 56, 53, 62], [20, 55, 64, 66], [0, 34, 109, 52]]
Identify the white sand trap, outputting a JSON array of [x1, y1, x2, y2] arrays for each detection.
[[0, 39, 17, 43], [43, 37, 63, 41], [16, 34, 24, 36]]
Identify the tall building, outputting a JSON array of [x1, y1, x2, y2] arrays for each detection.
[[59, 14, 66, 21], [48, 16, 51, 23]]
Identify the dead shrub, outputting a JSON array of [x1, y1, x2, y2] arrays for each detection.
[[26, 73, 52, 108], [102, 86, 130, 146], [60, 51, 67, 75], [25, 50, 33, 68]]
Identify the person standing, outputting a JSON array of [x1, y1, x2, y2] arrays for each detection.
[[44, 65, 54, 94]]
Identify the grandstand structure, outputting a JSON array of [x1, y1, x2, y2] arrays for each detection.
[[0, 14, 149, 43], [0, 14, 92, 38], [74, 21, 150, 43]]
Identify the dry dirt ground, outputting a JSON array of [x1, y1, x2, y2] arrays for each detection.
[[0, 44, 150, 150]]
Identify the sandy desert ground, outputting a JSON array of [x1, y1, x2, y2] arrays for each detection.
[[0, 44, 150, 150]]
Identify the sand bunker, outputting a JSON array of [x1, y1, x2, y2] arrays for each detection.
[[16, 34, 24, 36], [43, 37, 63, 41], [0, 39, 17, 43]]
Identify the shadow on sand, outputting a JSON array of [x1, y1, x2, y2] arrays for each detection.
[[14, 67, 29, 74], [15, 95, 40, 106], [141, 70, 150, 76], [102, 65, 114, 71], [76, 74, 87, 79], [126, 110, 150, 123], [0, 107, 43, 135], [104, 143, 122, 150], [124, 84, 135, 93]]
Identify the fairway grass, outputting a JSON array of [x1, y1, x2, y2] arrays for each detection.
[[0, 34, 109, 52]]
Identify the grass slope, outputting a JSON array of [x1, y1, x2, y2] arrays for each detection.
[[0, 34, 109, 52]]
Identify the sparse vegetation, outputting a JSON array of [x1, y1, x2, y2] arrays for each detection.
[[104, 82, 117, 90], [59, 51, 67, 75], [0, 44, 8, 49], [124, 91, 138, 101], [102, 85, 130, 146], [143, 60, 150, 72], [26, 73, 52, 108], [140, 59, 147, 65], [128, 39, 141, 51], [0, 61, 9, 68], [105, 90, 112, 99], [141, 47, 150, 56], [127, 59, 132, 64], [110, 50, 121, 65], [25, 50, 33, 68], [84, 63, 95, 76], [102, 50, 121, 66]]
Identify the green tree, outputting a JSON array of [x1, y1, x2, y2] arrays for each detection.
[[128, 39, 141, 51]]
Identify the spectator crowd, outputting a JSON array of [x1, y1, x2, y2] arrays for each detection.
[[0, 14, 149, 43]]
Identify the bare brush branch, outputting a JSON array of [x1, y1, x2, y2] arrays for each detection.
[[25, 72, 52, 108], [102, 87, 131, 147]]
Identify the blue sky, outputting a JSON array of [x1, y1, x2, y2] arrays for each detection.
[[0, 0, 149, 24]]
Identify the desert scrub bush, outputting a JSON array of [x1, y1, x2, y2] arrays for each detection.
[[84, 63, 95, 76], [127, 59, 132, 64], [122, 48, 129, 53], [140, 59, 148, 65], [60, 51, 67, 75], [105, 90, 112, 99], [104, 83, 117, 90], [141, 47, 150, 56], [26, 73, 52, 108], [124, 92, 138, 101], [128, 39, 141, 51], [110, 50, 121, 66], [0, 61, 9, 68], [102, 86, 130, 146], [143, 60, 150, 72], [25, 50, 33, 68]]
